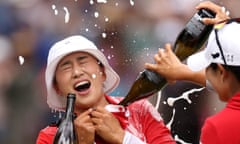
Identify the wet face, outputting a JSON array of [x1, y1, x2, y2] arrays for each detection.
[[54, 52, 107, 112], [206, 64, 230, 101]]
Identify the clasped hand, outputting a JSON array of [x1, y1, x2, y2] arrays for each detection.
[[74, 107, 125, 144]]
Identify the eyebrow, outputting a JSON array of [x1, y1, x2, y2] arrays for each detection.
[[77, 55, 88, 61], [59, 60, 71, 68]]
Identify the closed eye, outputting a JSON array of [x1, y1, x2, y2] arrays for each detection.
[[59, 61, 72, 71], [77, 55, 90, 66]]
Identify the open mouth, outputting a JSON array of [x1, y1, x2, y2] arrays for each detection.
[[74, 81, 91, 92]]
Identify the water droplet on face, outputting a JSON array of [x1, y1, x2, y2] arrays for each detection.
[[130, 0, 134, 6], [92, 74, 97, 79]]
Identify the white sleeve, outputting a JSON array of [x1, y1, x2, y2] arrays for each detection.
[[122, 131, 146, 144]]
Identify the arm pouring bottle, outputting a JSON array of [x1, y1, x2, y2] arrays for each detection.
[[119, 9, 215, 106]]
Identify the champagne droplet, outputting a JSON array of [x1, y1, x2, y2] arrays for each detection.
[[92, 74, 96, 79], [63, 7, 70, 23], [18, 56, 24, 65]]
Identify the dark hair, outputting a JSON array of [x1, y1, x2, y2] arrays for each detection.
[[97, 60, 104, 68], [209, 63, 240, 82]]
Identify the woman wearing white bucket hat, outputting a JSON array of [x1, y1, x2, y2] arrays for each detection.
[[145, 1, 240, 144], [36, 35, 175, 144]]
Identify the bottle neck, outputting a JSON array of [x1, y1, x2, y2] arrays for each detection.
[[65, 94, 76, 119]]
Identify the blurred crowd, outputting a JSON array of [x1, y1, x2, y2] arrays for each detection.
[[0, 0, 239, 143]]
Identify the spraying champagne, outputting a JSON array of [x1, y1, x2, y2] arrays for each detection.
[[119, 9, 215, 106]]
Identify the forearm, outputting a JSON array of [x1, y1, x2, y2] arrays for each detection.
[[181, 68, 206, 87]]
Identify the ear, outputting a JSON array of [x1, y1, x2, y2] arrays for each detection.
[[217, 64, 228, 83]]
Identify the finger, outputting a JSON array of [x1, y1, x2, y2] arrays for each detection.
[[201, 18, 216, 25], [144, 63, 158, 71], [157, 48, 165, 58], [196, 1, 221, 12], [91, 117, 102, 125], [196, 1, 230, 19], [154, 53, 162, 64], [165, 43, 173, 54], [75, 109, 93, 121], [78, 109, 93, 118], [91, 110, 103, 118]]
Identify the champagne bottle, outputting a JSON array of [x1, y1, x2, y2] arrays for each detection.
[[53, 93, 78, 144], [119, 9, 215, 106]]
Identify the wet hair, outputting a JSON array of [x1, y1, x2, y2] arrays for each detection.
[[209, 63, 240, 82]]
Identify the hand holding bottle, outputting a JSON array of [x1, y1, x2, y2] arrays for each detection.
[[74, 106, 125, 144], [145, 1, 231, 87], [74, 108, 95, 144], [195, 1, 230, 25], [119, 5, 215, 106], [91, 107, 125, 144], [145, 43, 191, 84]]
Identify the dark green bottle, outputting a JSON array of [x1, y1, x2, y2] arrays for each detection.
[[53, 93, 78, 144], [119, 9, 215, 106]]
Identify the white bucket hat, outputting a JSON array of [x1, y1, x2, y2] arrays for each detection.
[[45, 35, 120, 110], [187, 22, 240, 71]]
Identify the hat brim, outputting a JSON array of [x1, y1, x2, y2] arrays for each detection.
[[187, 50, 210, 72]]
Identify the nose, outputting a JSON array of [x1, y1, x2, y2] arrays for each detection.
[[72, 67, 84, 79]]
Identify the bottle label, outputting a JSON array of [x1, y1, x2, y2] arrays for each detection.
[[185, 13, 205, 37]]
